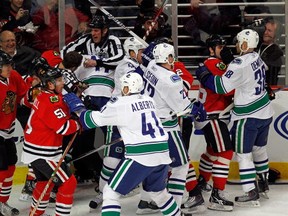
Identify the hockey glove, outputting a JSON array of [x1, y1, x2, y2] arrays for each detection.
[[265, 85, 276, 100], [63, 93, 86, 114], [220, 46, 234, 65], [195, 63, 212, 85], [191, 101, 207, 122]]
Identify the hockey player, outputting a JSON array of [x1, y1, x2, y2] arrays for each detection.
[[19, 56, 51, 202], [89, 37, 146, 210], [0, 50, 28, 216], [196, 29, 274, 206], [141, 43, 206, 212], [195, 34, 235, 211], [139, 40, 205, 215], [21, 67, 81, 216], [64, 73, 183, 216]]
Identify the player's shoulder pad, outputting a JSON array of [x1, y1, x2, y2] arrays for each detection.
[[50, 95, 59, 103], [170, 74, 181, 83], [230, 58, 242, 65], [109, 96, 119, 103]]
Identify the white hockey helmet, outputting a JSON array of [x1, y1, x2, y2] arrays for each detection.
[[236, 29, 259, 52], [123, 37, 147, 57], [153, 43, 175, 65], [120, 72, 143, 95]]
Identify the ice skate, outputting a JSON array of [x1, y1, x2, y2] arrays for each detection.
[[0, 202, 19, 216], [198, 175, 212, 192], [257, 172, 269, 199], [19, 179, 35, 202], [136, 200, 159, 215], [89, 190, 103, 211], [181, 193, 205, 214], [208, 188, 234, 211], [235, 188, 260, 207]]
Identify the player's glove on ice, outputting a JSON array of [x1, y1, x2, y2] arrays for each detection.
[[195, 63, 212, 85], [63, 93, 86, 114], [191, 101, 207, 122], [220, 46, 234, 65]]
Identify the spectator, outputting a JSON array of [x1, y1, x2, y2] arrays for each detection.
[[134, 6, 171, 43], [183, 0, 242, 44], [257, 19, 283, 85], [31, 0, 90, 52], [0, 0, 37, 46], [0, 30, 40, 77]]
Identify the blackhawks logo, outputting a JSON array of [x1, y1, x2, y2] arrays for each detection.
[[2, 91, 16, 114]]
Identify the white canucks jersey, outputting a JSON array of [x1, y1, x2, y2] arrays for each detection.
[[214, 52, 274, 121], [74, 55, 114, 98], [81, 94, 171, 167], [113, 57, 139, 96], [142, 60, 192, 131]]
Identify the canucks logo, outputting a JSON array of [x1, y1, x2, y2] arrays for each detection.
[[274, 111, 288, 140]]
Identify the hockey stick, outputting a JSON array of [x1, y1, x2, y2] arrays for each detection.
[[88, 0, 148, 47], [29, 132, 78, 216], [273, 85, 288, 93], [206, 102, 234, 120], [143, 0, 169, 41], [70, 137, 123, 163], [161, 98, 197, 123]]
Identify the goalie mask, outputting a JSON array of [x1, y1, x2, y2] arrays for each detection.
[[120, 73, 143, 96]]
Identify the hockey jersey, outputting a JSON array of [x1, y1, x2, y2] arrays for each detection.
[[213, 52, 274, 121], [22, 91, 79, 164], [143, 60, 192, 131], [113, 57, 140, 96], [0, 70, 28, 138], [173, 61, 194, 93], [80, 94, 171, 167], [200, 57, 233, 114], [74, 55, 115, 98]]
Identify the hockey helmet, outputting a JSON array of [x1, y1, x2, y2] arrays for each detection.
[[89, 15, 108, 29], [0, 50, 13, 70], [39, 67, 63, 87], [120, 72, 143, 95], [31, 57, 51, 77], [206, 34, 226, 48], [123, 37, 147, 57], [153, 43, 175, 65], [236, 29, 259, 52]]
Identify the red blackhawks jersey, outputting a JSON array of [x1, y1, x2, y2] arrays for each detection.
[[22, 91, 79, 164], [173, 61, 194, 92], [0, 70, 28, 139], [198, 57, 233, 113]]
